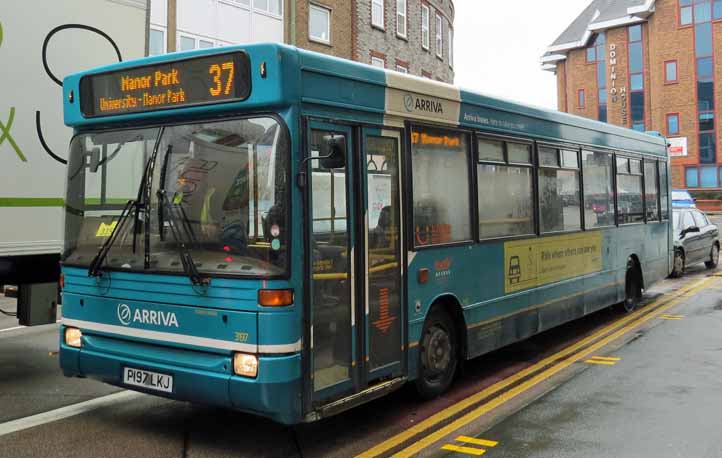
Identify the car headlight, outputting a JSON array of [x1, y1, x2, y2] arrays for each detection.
[[233, 352, 258, 378], [65, 327, 83, 348]]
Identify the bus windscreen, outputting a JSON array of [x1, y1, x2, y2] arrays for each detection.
[[79, 51, 251, 117]]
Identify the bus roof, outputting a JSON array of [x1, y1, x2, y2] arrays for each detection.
[[63, 43, 667, 157]]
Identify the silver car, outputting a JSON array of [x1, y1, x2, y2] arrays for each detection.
[[671, 208, 720, 277]]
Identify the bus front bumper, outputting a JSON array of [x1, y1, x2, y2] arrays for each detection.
[[60, 327, 303, 425]]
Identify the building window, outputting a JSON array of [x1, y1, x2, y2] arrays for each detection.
[[199, 39, 213, 49], [686, 167, 699, 187], [372, 0, 384, 29], [309, 4, 331, 44], [586, 33, 607, 122], [628, 25, 645, 131], [421, 4, 430, 50], [448, 29, 453, 67], [411, 126, 471, 246], [396, 0, 407, 38], [395, 63, 408, 73], [577, 89, 585, 108], [539, 146, 581, 233], [665, 60, 678, 83], [371, 55, 385, 68], [149, 28, 165, 56], [179, 35, 196, 51], [477, 139, 535, 239], [253, 0, 282, 15], [435, 14, 443, 58], [667, 114, 680, 135], [680, 0, 693, 25], [715, 0, 722, 19]]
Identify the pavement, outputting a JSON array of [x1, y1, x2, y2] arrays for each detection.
[[1, 260, 721, 457]]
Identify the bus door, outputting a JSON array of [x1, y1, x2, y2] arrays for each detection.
[[361, 129, 404, 382], [307, 123, 357, 403]]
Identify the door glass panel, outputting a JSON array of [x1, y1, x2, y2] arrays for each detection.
[[310, 130, 352, 392], [366, 135, 402, 372]]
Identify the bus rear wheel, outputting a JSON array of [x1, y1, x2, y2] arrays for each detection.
[[415, 307, 458, 399], [671, 249, 685, 278], [618, 260, 642, 313]]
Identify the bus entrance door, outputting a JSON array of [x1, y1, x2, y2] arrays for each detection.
[[308, 124, 356, 404], [362, 130, 404, 382]]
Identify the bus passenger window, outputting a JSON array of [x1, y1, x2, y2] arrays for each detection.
[[617, 157, 644, 224], [582, 150, 615, 228], [644, 160, 660, 221], [540, 147, 581, 233], [477, 138, 534, 240], [411, 126, 471, 247], [659, 161, 669, 220]]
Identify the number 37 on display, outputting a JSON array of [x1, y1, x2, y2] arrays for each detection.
[[209, 61, 235, 97]]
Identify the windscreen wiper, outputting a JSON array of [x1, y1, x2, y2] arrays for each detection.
[[156, 189, 209, 286], [132, 127, 165, 263], [88, 199, 136, 278]]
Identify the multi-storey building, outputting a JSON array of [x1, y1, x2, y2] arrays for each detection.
[[148, 1, 454, 83], [285, 0, 455, 82], [543, 0, 722, 193]]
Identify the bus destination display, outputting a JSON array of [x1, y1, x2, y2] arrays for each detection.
[[80, 52, 251, 117]]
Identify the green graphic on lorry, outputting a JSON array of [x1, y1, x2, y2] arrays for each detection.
[[0, 107, 27, 162]]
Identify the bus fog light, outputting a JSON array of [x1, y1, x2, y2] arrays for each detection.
[[65, 327, 83, 348], [233, 353, 258, 378]]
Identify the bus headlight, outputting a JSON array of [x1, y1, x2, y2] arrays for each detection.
[[233, 352, 258, 378], [65, 327, 83, 348]]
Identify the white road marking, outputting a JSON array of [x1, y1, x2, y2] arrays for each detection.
[[0, 320, 62, 334], [0, 391, 142, 437]]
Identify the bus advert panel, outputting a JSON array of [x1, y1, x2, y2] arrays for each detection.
[[79, 51, 251, 117]]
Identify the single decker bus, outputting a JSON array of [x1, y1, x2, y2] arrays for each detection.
[[59, 44, 671, 424]]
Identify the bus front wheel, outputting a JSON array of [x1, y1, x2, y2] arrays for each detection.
[[415, 307, 458, 399]]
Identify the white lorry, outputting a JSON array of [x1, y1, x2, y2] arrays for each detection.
[[0, 0, 148, 325]]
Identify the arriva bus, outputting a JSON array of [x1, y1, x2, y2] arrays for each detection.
[[59, 44, 671, 424]]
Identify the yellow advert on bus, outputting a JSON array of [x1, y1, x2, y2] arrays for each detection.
[[504, 232, 603, 294]]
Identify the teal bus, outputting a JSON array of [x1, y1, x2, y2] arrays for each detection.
[[59, 44, 671, 424]]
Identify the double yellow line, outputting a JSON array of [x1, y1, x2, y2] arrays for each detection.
[[358, 275, 715, 458]]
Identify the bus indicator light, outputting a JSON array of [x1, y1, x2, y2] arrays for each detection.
[[418, 268, 430, 284], [258, 289, 294, 307]]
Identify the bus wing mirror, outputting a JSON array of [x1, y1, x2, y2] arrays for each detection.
[[88, 147, 101, 173], [319, 135, 346, 169]]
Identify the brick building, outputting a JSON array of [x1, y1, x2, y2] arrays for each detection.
[[285, 0, 455, 83], [542, 0, 722, 193]]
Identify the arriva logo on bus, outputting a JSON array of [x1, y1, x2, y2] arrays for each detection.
[[117, 303, 179, 328], [403, 93, 444, 114]]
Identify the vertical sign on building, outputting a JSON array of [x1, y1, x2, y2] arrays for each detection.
[[608, 43, 627, 125]]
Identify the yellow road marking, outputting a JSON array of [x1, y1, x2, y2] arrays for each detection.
[[587, 356, 620, 361], [660, 314, 684, 320], [441, 444, 487, 455], [456, 436, 498, 447], [585, 359, 616, 365], [384, 276, 715, 458], [357, 276, 709, 458]]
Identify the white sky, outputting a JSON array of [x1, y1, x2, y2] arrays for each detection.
[[453, 0, 590, 109]]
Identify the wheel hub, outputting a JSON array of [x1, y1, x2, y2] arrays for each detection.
[[423, 325, 451, 376]]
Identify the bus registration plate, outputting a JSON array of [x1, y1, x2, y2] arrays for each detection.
[[122, 367, 173, 393]]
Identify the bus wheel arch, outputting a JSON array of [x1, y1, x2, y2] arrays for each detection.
[[415, 295, 467, 399]]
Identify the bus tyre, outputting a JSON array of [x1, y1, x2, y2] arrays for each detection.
[[415, 307, 458, 399], [705, 244, 719, 269], [671, 249, 685, 278], [619, 261, 642, 313]]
